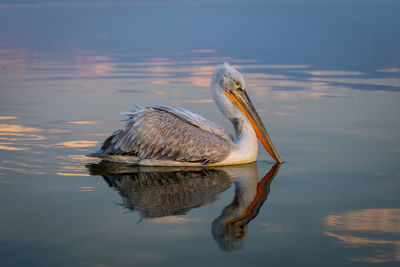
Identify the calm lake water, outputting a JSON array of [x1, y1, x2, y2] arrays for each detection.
[[1, 1, 400, 266]]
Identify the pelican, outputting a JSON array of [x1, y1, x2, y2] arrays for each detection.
[[90, 63, 282, 166]]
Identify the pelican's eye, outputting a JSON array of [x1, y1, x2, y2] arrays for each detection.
[[234, 82, 241, 88]]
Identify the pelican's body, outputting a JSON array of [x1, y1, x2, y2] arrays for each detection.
[[91, 63, 281, 166]]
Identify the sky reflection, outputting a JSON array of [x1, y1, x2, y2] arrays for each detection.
[[1, 45, 400, 97], [325, 209, 400, 263], [1, 50, 399, 177]]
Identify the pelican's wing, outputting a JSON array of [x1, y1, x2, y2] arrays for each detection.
[[149, 105, 231, 140], [99, 105, 234, 164]]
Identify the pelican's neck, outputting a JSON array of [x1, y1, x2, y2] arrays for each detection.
[[228, 114, 257, 146], [230, 116, 258, 157], [211, 83, 258, 163]]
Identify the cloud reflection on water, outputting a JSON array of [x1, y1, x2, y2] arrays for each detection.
[[324, 208, 400, 263], [0, 118, 100, 175], [377, 68, 400, 73], [0, 123, 46, 151], [0, 49, 399, 180], [2, 46, 400, 97], [0, 116, 20, 120], [63, 121, 103, 125], [0, 144, 30, 151]]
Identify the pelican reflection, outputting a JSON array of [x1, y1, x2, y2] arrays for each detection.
[[212, 163, 280, 251], [87, 161, 280, 250]]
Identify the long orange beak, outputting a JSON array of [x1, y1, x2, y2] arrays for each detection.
[[225, 88, 282, 163]]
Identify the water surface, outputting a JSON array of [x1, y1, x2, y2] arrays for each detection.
[[0, 1, 399, 266]]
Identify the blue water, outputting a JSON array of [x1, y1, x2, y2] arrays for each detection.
[[0, 1, 399, 266]]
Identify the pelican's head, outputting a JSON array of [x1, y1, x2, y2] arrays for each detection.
[[210, 63, 282, 163], [211, 62, 246, 93]]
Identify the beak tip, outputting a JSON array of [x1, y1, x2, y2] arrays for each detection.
[[274, 156, 283, 164]]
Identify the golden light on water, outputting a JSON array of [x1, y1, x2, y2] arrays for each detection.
[[79, 186, 96, 191], [150, 216, 199, 224], [0, 124, 42, 133], [64, 121, 102, 125], [55, 140, 98, 148], [0, 134, 46, 141], [56, 172, 91, 177], [0, 144, 29, 151], [0, 116, 19, 120]]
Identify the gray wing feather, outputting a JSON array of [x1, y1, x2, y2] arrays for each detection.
[[100, 105, 234, 164], [149, 105, 232, 142]]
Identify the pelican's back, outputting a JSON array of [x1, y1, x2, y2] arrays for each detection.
[[96, 105, 234, 164]]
